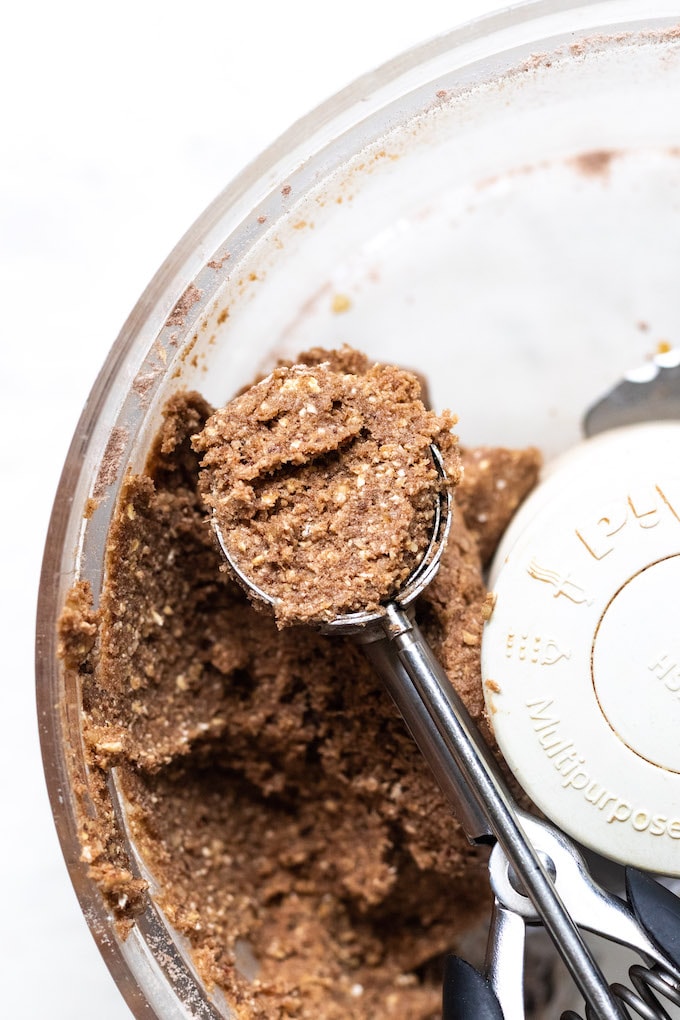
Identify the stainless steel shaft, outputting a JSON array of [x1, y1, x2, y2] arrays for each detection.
[[364, 602, 626, 1020]]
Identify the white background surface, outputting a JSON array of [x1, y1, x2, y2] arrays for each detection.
[[1, 1, 505, 1017]]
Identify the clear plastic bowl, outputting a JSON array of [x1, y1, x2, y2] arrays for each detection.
[[36, 1, 680, 1016]]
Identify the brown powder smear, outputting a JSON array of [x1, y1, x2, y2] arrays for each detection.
[[167, 282, 203, 330], [60, 349, 541, 1019], [570, 149, 618, 179], [92, 425, 129, 499]]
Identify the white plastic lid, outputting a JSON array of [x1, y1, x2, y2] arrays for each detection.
[[482, 422, 680, 875]]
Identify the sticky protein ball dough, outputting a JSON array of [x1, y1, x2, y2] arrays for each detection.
[[193, 357, 459, 626], [57, 346, 543, 1020]]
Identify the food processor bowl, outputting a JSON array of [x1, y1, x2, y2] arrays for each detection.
[[37, 1, 680, 1015]]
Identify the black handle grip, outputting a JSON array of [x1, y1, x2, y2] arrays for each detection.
[[626, 866, 680, 971], [442, 955, 505, 1020]]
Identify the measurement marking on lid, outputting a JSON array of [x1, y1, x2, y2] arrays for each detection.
[[576, 479, 680, 560], [527, 700, 680, 839], [505, 631, 570, 665], [527, 559, 592, 605], [649, 653, 680, 697]]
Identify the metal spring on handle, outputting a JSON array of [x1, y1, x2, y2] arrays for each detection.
[[562, 963, 680, 1020]]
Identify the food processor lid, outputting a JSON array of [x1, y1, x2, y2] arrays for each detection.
[[482, 421, 680, 874]]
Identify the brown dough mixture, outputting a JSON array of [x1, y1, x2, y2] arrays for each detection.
[[194, 354, 457, 626], [59, 347, 541, 1020]]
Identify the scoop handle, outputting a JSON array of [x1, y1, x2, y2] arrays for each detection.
[[442, 955, 505, 1020], [359, 629, 494, 843], [363, 602, 626, 1020]]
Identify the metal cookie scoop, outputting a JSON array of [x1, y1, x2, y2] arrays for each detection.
[[210, 443, 665, 1020]]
